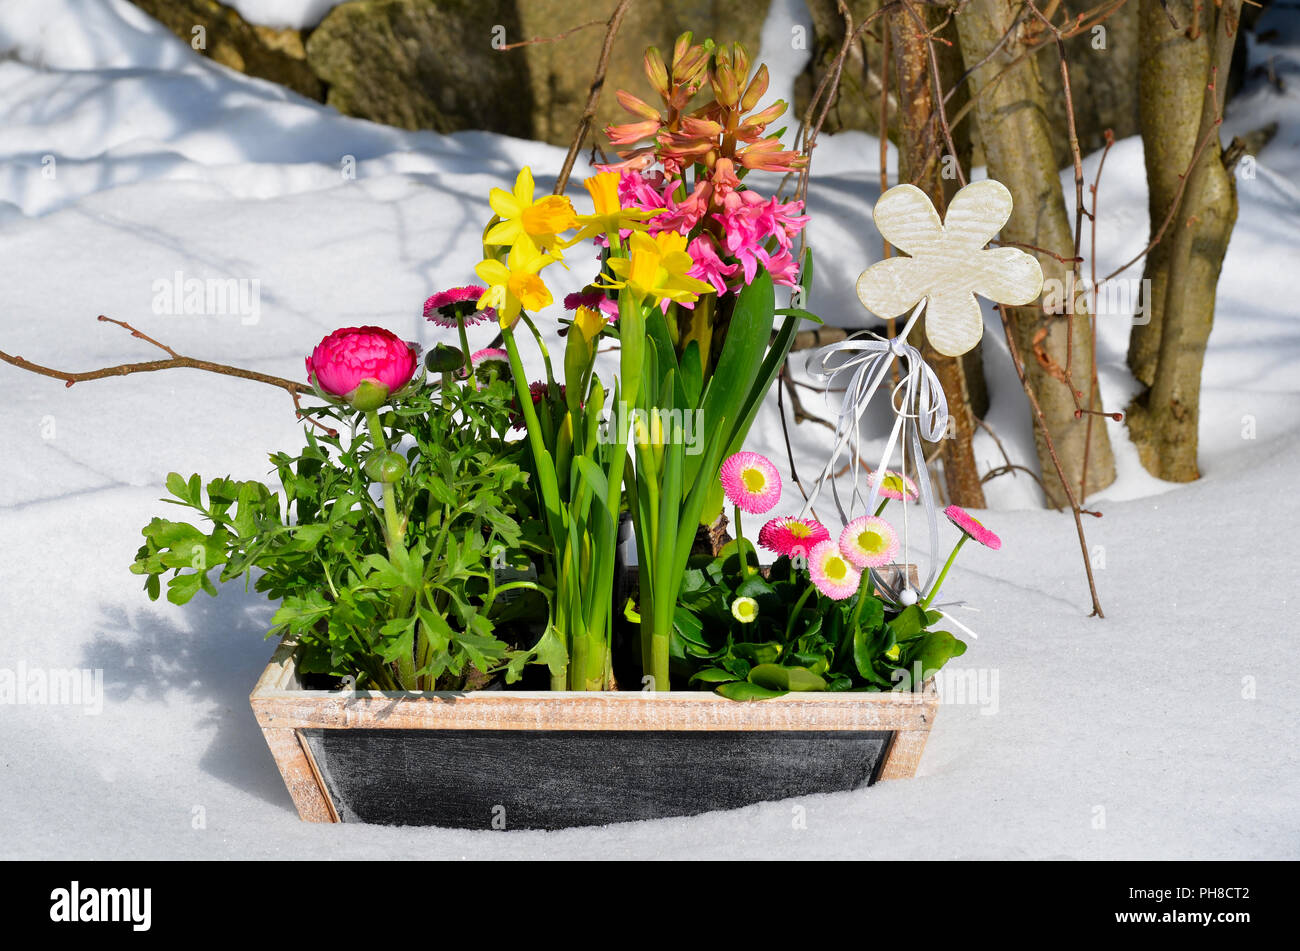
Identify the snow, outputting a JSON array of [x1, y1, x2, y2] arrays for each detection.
[[0, 0, 1297, 858], [224, 1, 350, 31]]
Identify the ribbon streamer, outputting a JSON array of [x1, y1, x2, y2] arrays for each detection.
[[799, 301, 950, 603]]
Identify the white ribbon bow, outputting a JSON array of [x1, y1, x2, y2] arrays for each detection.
[[799, 301, 949, 602]]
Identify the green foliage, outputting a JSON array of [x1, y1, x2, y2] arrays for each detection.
[[130, 377, 555, 690], [673, 554, 966, 700]]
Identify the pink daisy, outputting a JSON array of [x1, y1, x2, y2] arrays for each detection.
[[869, 469, 919, 502], [471, 348, 509, 366], [808, 540, 861, 601], [424, 286, 493, 328], [944, 505, 1002, 550], [719, 451, 782, 515], [758, 516, 830, 559], [838, 516, 900, 569]]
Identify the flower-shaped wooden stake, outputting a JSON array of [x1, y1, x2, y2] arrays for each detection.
[[857, 179, 1043, 357], [801, 179, 1041, 612]]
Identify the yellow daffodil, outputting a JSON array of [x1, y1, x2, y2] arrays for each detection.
[[484, 167, 578, 256], [475, 239, 556, 328], [571, 171, 663, 243], [572, 304, 608, 343], [600, 231, 715, 306]]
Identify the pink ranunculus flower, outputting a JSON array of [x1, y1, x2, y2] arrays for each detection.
[[306, 326, 418, 410]]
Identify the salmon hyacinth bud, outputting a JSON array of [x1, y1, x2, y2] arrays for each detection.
[[306, 326, 418, 411]]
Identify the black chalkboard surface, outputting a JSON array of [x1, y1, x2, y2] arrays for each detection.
[[300, 728, 892, 829]]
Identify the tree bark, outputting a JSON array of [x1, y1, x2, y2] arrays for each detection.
[[888, 6, 988, 508], [1126, 0, 1240, 481], [954, 0, 1116, 507]]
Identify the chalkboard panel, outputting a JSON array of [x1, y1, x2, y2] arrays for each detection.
[[301, 728, 893, 829]]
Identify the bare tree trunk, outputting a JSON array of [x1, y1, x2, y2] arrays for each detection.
[[889, 6, 988, 508], [955, 0, 1116, 507], [1128, 0, 1210, 387], [1126, 0, 1240, 480]]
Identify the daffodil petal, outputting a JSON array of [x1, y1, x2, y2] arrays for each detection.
[[513, 167, 535, 205], [489, 188, 521, 219], [484, 219, 522, 246]]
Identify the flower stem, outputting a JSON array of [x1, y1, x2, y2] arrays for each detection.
[[733, 504, 755, 577], [364, 408, 415, 688], [455, 312, 476, 390], [922, 534, 969, 610], [363, 410, 405, 557], [850, 569, 875, 630], [784, 582, 818, 643]]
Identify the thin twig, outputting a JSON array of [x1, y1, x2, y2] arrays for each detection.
[[551, 0, 635, 196], [996, 304, 1105, 617], [499, 18, 605, 51], [1, 316, 336, 436], [1080, 129, 1115, 500], [901, 0, 966, 188], [1099, 117, 1225, 284]]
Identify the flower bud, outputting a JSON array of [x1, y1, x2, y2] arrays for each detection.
[[364, 449, 408, 484], [425, 343, 465, 374], [644, 47, 670, 99]]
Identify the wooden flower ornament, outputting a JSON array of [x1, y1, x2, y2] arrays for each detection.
[[856, 180, 1044, 357]]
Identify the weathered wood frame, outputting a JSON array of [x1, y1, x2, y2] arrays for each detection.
[[250, 637, 940, 824]]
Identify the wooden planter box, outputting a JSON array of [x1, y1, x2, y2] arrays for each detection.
[[251, 637, 939, 830]]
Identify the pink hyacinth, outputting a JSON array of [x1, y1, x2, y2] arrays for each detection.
[[808, 540, 861, 601], [719, 451, 782, 515], [758, 516, 830, 559], [839, 515, 900, 569], [306, 326, 418, 407], [713, 191, 808, 288], [687, 235, 739, 297], [944, 505, 1002, 550], [424, 286, 493, 328]]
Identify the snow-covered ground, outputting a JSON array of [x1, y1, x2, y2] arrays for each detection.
[[0, 0, 1296, 858]]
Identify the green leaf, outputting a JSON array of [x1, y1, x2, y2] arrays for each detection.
[[732, 641, 782, 665], [889, 605, 929, 640], [688, 267, 775, 489], [906, 631, 967, 680], [376, 617, 416, 663], [689, 667, 740, 685], [716, 680, 787, 701], [165, 472, 191, 504], [574, 456, 609, 503], [529, 623, 568, 680], [679, 340, 703, 406], [748, 663, 827, 692], [166, 571, 205, 605], [853, 623, 880, 682], [772, 307, 823, 325]]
